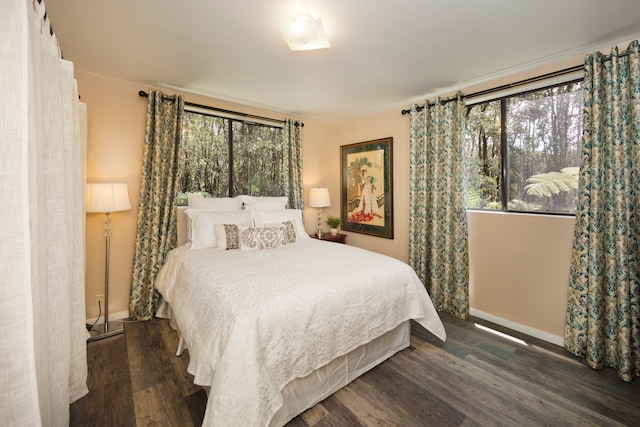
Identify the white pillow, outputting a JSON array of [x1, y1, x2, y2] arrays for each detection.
[[187, 193, 243, 211], [186, 209, 254, 249], [238, 195, 288, 210], [237, 224, 293, 251], [253, 209, 309, 241]]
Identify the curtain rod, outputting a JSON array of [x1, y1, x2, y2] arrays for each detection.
[[138, 91, 303, 127], [401, 64, 584, 114], [38, 0, 60, 55], [401, 47, 636, 115]]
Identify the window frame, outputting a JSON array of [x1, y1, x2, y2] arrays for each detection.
[[179, 107, 284, 200], [465, 76, 584, 217]]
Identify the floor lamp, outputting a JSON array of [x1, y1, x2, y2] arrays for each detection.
[[308, 187, 331, 238], [86, 183, 131, 341]]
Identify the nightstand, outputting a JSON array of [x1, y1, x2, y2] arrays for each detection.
[[310, 232, 346, 244]]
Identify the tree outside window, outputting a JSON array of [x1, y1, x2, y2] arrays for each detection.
[[465, 81, 583, 214], [177, 112, 284, 204]]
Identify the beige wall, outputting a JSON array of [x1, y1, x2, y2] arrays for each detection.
[[468, 211, 573, 343], [330, 109, 411, 260], [80, 55, 580, 342], [82, 72, 143, 321]]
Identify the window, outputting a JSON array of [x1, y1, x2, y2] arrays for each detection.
[[177, 111, 284, 205], [465, 80, 583, 214]]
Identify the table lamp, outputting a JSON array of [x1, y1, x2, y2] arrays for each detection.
[[308, 187, 330, 238]]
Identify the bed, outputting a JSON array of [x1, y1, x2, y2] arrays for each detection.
[[154, 199, 446, 427]]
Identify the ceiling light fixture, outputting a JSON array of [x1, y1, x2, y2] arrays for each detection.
[[280, 15, 330, 51]]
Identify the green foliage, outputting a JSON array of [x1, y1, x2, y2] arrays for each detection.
[[524, 167, 579, 197], [464, 100, 501, 209], [176, 192, 188, 206], [176, 191, 210, 206], [325, 216, 342, 228], [519, 167, 579, 212], [178, 112, 284, 198], [179, 113, 229, 197], [466, 189, 483, 209], [231, 121, 284, 197], [464, 81, 583, 213]]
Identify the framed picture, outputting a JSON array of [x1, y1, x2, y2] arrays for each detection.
[[340, 137, 393, 239]]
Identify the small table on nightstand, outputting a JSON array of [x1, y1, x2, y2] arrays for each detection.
[[310, 232, 346, 244]]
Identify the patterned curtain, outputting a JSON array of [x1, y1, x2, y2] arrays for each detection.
[[282, 118, 304, 209], [409, 94, 470, 319], [565, 40, 640, 382], [129, 90, 184, 320]]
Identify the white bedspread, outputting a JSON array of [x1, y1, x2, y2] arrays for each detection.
[[154, 238, 445, 427]]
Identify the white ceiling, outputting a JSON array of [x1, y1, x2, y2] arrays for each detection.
[[45, 0, 640, 124]]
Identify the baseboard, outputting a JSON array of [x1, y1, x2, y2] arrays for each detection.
[[90, 310, 564, 346], [86, 310, 129, 326], [470, 308, 564, 347]]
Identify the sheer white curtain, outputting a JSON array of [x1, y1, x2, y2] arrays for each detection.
[[1, 1, 88, 425]]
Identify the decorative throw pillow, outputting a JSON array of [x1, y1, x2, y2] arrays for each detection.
[[253, 209, 309, 241], [237, 224, 291, 250], [266, 221, 296, 245], [214, 223, 251, 250]]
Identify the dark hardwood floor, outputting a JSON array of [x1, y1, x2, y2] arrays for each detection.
[[70, 312, 640, 426]]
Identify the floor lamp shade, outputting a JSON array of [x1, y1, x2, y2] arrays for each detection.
[[86, 183, 131, 213], [86, 183, 131, 341]]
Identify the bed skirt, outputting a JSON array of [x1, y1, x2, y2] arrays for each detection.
[[271, 321, 410, 426], [157, 298, 410, 426]]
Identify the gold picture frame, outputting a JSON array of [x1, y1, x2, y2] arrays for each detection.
[[340, 137, 393, 239]]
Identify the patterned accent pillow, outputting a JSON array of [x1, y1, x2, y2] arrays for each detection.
[[281, 221, 297, 244], [214, 223, 251, 250], [253, 209, 309, 241], [266, 221, 296, 244], [237, 224, 292, 251]]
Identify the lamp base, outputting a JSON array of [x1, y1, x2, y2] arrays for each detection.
[[87, 319, 124, 342]]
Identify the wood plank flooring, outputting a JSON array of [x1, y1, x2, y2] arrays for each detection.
[[70, 312, 640, 426]]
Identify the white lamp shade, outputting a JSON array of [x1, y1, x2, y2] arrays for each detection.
[[308, 187, 331, 208], [86, 183, 131, 213]]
